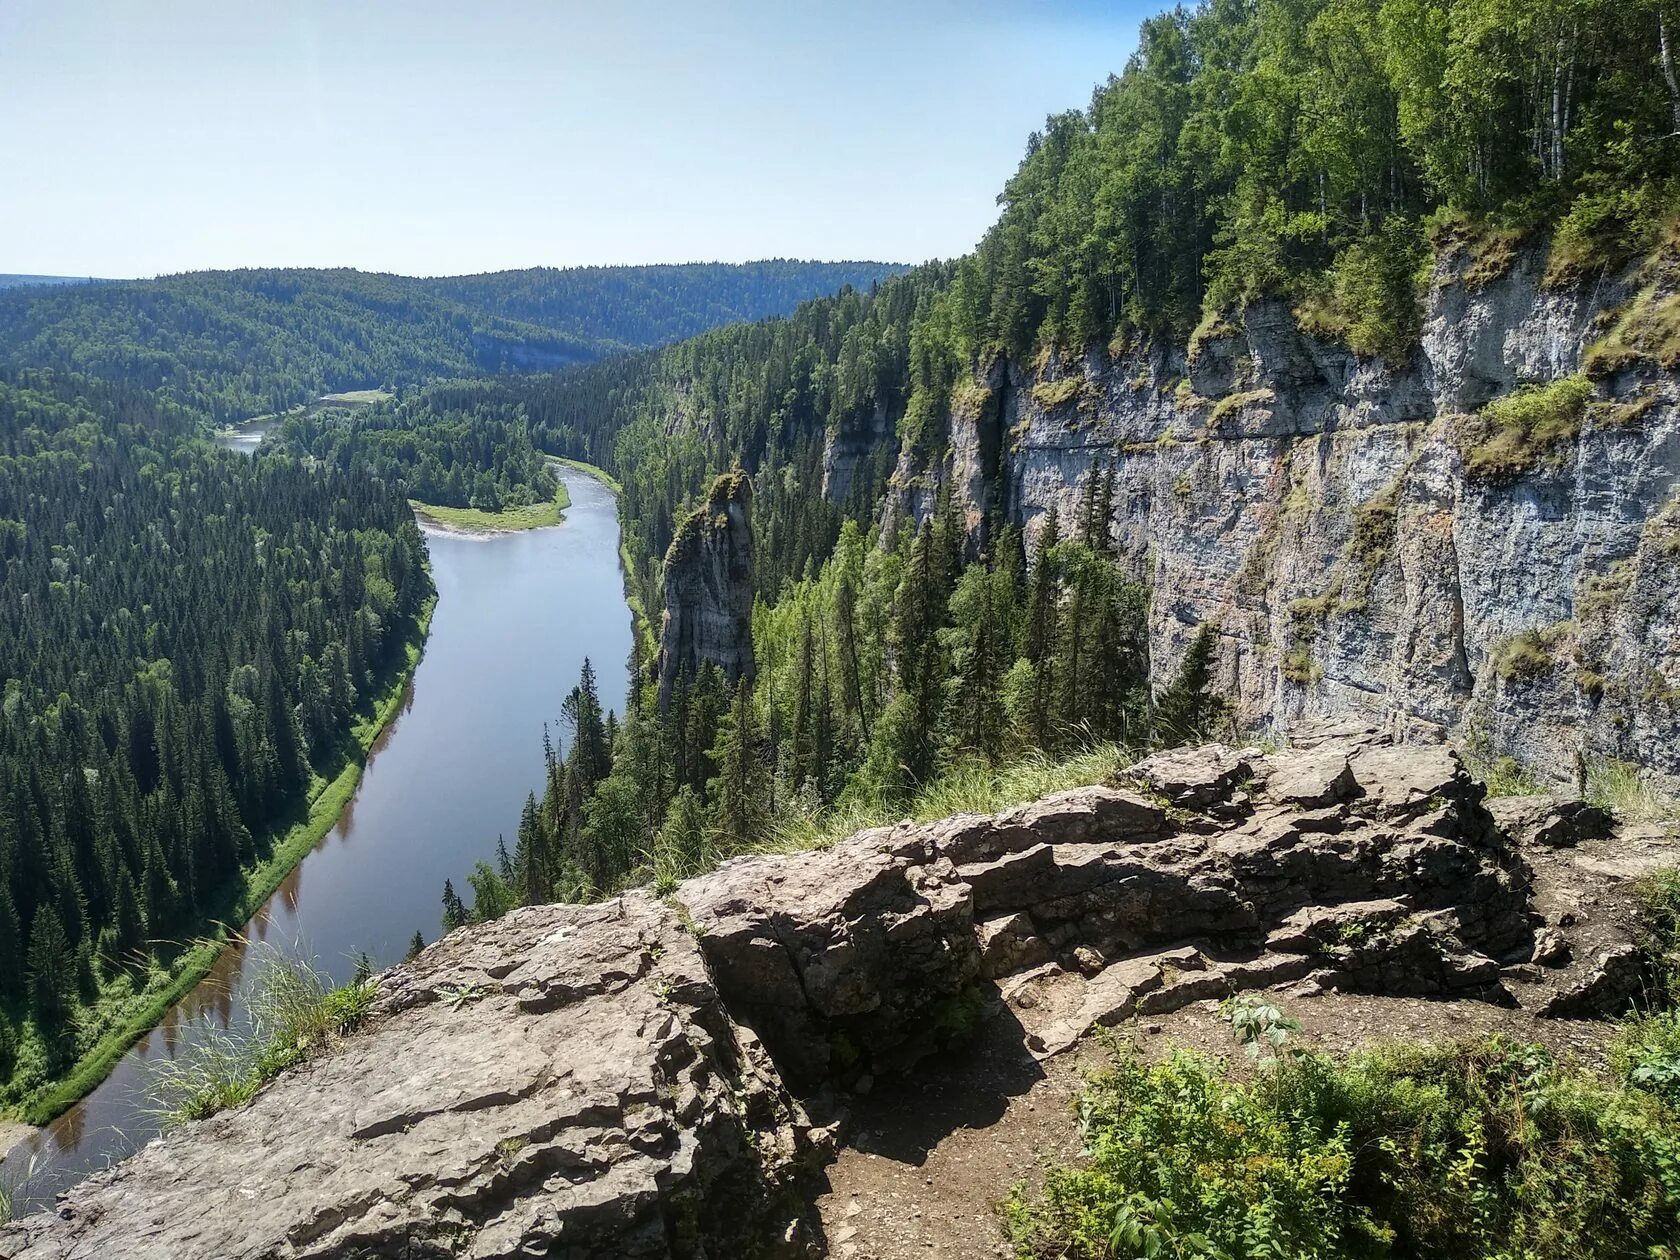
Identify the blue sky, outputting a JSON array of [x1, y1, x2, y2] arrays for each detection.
[[0, 1, 1147, 278]]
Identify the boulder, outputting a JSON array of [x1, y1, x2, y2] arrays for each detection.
[[1487, 795, 1614, 849], [678, 825, 980, 1088]]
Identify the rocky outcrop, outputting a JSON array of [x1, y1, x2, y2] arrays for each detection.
[[655, 471, 756, 710], [1, 897, 819, 1260], [7, 736, 1662, 1259], [868, 245, 1680, 787]]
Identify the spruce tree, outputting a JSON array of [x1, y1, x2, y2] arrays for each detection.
[[1154, 622, 1226, 746], [440, 879, 469, 932], [706, 679, 770, 846], [0, 885, 21, 996], [27, 905, 75, 1024], [1023, 507, 1062, 750]]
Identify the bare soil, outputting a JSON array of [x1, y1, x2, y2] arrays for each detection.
[[810, 821, 1680, 1260]]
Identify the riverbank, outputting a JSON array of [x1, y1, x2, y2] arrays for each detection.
[[2, 594, 438, 1132], [550, 458, 655, 647], [410, 477, 571, 533]]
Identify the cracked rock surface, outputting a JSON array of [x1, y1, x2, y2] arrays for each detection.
[[5, 735, 1667, 1258]]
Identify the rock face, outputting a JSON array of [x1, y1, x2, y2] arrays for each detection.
[[1, 898, 820, 1260], [4, 736, 1658, 1259], [656, 471, 756, 711], [869, 247, 1680, 787]]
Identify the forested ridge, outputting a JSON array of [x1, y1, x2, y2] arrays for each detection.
[[269, 383, 559, 515], [0, 368, 430, 1113], [0, 260, 904, 428], [428, 0, 1680, 922]]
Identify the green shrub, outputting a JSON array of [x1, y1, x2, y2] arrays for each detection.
[[1615, 1011, 1680, 1105], [1459, 376, 1593, 482], [1295, 222, 1426, 364], [149, 951, 377, 1125], [1009, 1037, 1680, 1260]]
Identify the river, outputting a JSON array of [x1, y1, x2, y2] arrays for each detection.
[[3, 467, 632, 1214]]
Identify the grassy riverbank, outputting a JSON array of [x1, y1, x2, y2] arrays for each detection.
[[410, 478, 570, 532], [3, 595, 436, 1130]]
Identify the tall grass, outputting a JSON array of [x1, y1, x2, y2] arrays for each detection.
[[768, 744, 1127, 855], [146, 949, 374, 1126], [1589, 758, 1680, 824]]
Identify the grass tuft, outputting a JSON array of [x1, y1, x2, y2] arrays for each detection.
[[767, 745, 1126, 855], [1457, 375, 1593, 482], [147, 949, 376, 1126], [1589, 761, 1680, 825]]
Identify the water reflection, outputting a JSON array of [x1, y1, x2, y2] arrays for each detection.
[[2, 470, 630, 1212]]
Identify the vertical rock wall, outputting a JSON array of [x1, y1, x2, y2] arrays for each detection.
[[656, 470, 757, 709], [866, 248, 1680, 787]]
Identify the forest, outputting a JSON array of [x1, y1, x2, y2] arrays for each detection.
[[0, 260, 903, 427], [431, 0, 1680, 922], [268, 384, 559, 514], [0, 368, 430, 1112]]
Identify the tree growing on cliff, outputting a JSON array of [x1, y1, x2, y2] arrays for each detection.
[[707, 679, 771, 844]]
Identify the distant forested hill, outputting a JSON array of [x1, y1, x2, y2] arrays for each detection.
[[419, 261, 907, 350], [0, 261, 903, 425], [0, 275, 99, 290]]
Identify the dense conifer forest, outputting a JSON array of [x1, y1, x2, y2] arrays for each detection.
[[268, 383, 559, 514], [0, 368, 430, 1112]]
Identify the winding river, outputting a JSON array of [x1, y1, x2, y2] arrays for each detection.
[[4, 466, 632, 1214]]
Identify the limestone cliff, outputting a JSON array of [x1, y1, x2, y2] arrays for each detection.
[[872, 243, 1680, 789], [656, 470, 756, 709], [12, 733, 1653, 1259]]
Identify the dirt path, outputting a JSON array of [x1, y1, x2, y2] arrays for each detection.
[[812, 991, 1617, 1259]]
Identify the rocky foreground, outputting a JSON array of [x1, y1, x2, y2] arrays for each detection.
[[2, 729, 1661, 1258]]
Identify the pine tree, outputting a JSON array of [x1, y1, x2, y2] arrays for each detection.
[[27, 905, 75, 1024], [789, 617, 817, 791], [512, 792, 550, 906], [706, 679, 770, 845], [406, 930, 425, 961], [1023, 507, 1062, 750], [0, 885, 21, 996], [440, 879, 469, 932], [1154, 622, 1226, 746]]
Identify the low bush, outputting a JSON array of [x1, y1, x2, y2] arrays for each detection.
[[1458, 376, 1593, 482], [1008, 1035, 1680, 1259]]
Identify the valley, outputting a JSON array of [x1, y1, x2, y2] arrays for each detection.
[[3, 468, 631, 1214], [2, 0, 1679, 1253]]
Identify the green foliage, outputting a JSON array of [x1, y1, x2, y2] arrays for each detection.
[[271, 384, 562, 514], [0, 368, 429, 1112], [1458, 375, 1594, 482], [1223, 994, 1302, 1064], [1615, 1011, 1680, 1105], [149, 951, 375, 1124], [1295, 222, 1427, 363], [1153, 623, 1226, 747], [0, 262, 904, 426], [1009, 1037, 1680, 1260]]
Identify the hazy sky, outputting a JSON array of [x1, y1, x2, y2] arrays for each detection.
[[0, 1, 1147, 279]]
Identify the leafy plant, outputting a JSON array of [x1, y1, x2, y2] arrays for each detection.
[[1009, 1036, 1680, 1260], [1224, 994, 1301, 1064]]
